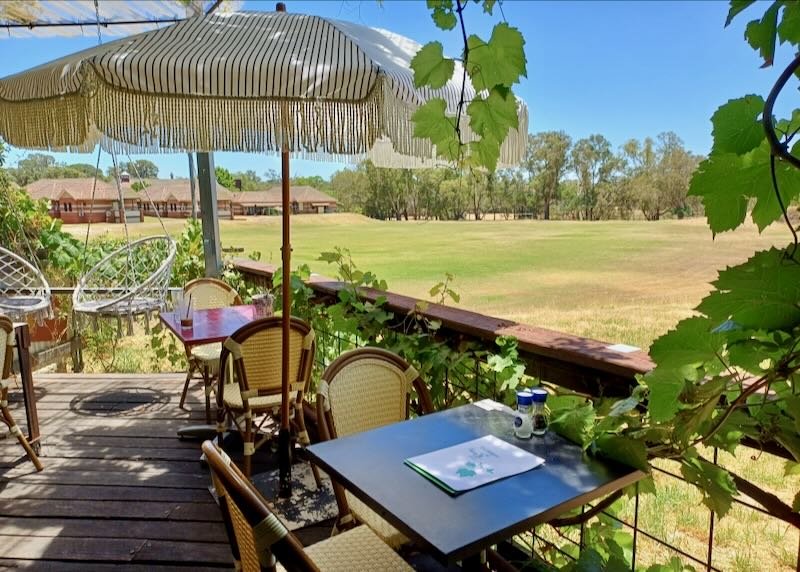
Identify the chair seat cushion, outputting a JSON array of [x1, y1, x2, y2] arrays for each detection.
[[346, 492, 408, 549], [277, 525, 413, 571], [190, 343, 221, 367], [222, 383, 282, 411]]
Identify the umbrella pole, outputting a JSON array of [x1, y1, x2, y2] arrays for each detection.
[[279, 147, 292, 498]]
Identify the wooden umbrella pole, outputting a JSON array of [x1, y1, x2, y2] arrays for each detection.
[[279, 143, 292, 498]]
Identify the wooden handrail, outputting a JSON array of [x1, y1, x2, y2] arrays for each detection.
[[232, 259, 655, 395]]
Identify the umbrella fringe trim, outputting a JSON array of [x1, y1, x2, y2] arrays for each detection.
[[0, 73, 528, 168]]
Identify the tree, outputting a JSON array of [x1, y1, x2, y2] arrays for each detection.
[[524, 131, 571, 220], [330, 167, 369, 213], [12, 153, 56, 186], [110, 159, 159, 179], [623, 133, 700, 220], [292, 175, 330, 191], [571, 134, 620, 221], [215, 166, 236, 190]]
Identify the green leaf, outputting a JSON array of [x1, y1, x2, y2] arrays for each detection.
[[710, 96, 765, 155], [744, 1, 780, 66], [411, 98, 461, 160], [466, 23, 527, 91], [745, 144, 800, 231], [595, 434, 649, 472], [467, 86, 520, 144], [643, 367, 685, 424], [482, 0, 497, 15], [649, 317, 726, 371], [680, 456, 737, 516], [785, 461, 800, 476], [793, 491, 800, 513], [697, 247, 800, 330], [469, 138, 501, 172], [725, 0, 757, 26], [687, 154, 749, 234], [411, 42, 455, 89], [550, 403, 595, 449], [778, 1, 800, 45], [427, 0, 457, 30]]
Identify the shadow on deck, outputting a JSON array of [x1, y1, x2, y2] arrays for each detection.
[[0, 373, 332, 571]]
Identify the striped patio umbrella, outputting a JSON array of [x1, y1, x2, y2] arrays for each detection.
[[0, 5, 528, 495]]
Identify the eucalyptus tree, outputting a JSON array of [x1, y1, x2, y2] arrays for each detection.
[[524, 131, 572, 220], [571, 134, 620, 220]]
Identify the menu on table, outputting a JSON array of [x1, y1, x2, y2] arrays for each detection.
[[405, 435, 544, 495]]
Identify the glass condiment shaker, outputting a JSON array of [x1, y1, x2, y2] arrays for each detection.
[[531, 389, 548, 436], [513, 390, 533, 439]]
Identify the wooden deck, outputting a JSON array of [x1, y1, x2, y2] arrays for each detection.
[[0, 373, 232, 570]]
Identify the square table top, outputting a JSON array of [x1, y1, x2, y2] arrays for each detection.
[[159, 304, 258, 346], [307, 402, 645, 565]]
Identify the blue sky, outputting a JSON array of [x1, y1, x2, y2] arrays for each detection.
[[0, 0, 789, 179]]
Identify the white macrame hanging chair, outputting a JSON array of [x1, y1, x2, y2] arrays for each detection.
[[72, 150, 176, 335], [0, 245, 52, 322]]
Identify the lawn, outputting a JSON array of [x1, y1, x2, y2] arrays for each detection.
[[68, 213, 788, 350]]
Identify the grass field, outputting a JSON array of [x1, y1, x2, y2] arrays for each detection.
[[66, 214, 799, 570], [68, 213, 788, 350]]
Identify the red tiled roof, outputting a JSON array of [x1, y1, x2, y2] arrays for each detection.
[[232, 186, 337, 206]]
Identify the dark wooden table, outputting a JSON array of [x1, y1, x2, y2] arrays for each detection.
[[307, 402, 645, 568], [160, 305, 258, 438]]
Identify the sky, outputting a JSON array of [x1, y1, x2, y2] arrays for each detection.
[[0, 0, 791, 180]]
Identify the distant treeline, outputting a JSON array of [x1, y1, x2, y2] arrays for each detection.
[[329, 131, 703, 222], [8, 131, 702, 222]]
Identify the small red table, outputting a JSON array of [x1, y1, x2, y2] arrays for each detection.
[[160, 304, 258, 438], [160, 304, 258, 349]]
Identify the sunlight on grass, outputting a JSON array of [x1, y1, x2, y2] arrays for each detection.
[[66, 214, 787, 350]]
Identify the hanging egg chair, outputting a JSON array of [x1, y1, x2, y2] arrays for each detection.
[[0, 246, 52, 322], [72, 235, 176, 328]]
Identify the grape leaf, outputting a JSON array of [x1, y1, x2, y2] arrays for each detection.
[[680, 456, 737, 516], [725, 0, 757, 26], [411, 98, 461, 160], [688, 154, 749, 233], [744, 1, 780, 66], [785, 461, 800, 476], [482, 0, 497, 15], [411, 42, 455, 89], [778, 1, 800, 45], [467, 87, 519, 144], [427, 0, 457, 31], [744, 144, 800, 230], [649, 317, 726, 371], [643, 367, 685, 423], [697, 247, 800, 330], [710, 96, 765, 155], [466, 23, 527, 91], [595, 434, 649, 472], [469, 138, 501, 172], [550, 403, 595, 449]]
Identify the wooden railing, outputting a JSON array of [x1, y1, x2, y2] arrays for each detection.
[[232, 258, 654, 397]]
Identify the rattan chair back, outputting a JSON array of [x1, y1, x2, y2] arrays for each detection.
[[184, 278, 242, 310], [220, 316, 315, 399], [202, 440, 317, 572], [317, 347, 434, 439]]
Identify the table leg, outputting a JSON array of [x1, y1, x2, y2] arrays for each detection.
[[15, 324, 40, 449], [461, 550, 488, 572]]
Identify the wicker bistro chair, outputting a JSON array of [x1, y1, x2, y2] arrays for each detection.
[[178, 278, 243, 419], [0, 316, 43, 471], [202, 440, 414, 572], [316, 347, 434, 550], [218, 316, 319, 479]]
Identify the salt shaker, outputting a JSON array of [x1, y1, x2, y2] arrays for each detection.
[[513, 390, 533, 439]]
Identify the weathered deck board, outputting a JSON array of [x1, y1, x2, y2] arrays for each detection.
[[0, 373, 233, 570]]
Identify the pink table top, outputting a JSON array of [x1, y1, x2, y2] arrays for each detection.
[[160, 304, 258, 347]]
